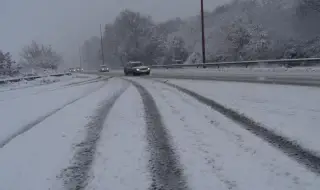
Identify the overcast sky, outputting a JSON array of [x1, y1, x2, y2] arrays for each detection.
[[0, 0, 229, 66]]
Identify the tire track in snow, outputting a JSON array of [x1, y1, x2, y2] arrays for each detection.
[[0, 78, 110, 149], [62, 76, 102, 87], [58, 84, 128, 190], [128, 79, 189, 190], [142, 79, 319, 189], [148, 83, 240, 190], [158, 80, 320, 175], [36, 77, 109, 93]]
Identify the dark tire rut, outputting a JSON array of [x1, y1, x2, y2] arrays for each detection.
[[158, 80, 320, 175], [59, 85, 129, 190], [0, 80, 109, 149], [128, 79, 189, 190]]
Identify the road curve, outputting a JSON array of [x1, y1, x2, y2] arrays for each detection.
[[92, 68, 320, 86]]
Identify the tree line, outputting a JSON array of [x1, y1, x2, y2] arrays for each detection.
[[1, 41, 62, 77], [2, 0, 320, 76], [81, 10, 189, 69], [0, 50, 16, 76], [81, 0, 320, 69]]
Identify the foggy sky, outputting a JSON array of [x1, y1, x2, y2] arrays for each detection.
[[0, 0, 229, 67]]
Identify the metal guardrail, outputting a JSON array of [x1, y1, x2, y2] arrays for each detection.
[[0, 72, 72, 84], [150, 58, 320, 69]]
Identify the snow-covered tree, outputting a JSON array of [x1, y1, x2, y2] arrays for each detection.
[[164, 36, 189, 64], [0, 51, 14, 69], [20, 41, 62, 71], [0, 50, 16, 75], [300, 0, 320, 12], [112, 10, 158, 65], [82, 0, 320, 67], [173, 0, 320, 61], [100, 9, 178, 66]]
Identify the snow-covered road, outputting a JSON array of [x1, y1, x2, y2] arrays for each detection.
[[0, 76, 319, 190]]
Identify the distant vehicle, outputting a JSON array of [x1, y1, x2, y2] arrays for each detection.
[[124, 61, 150, 76], [75, 67, 84, 72], [99, 65, 109, 72], [69, 68, 77, 72]]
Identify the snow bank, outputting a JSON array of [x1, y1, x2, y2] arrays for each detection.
[[0, 75, 72, 90], [0, 73, 99, 91], [37, 76, 61, 84]]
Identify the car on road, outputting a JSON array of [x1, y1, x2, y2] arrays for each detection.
[[124, 61, 150, 76], [99, 65, 109, 72], [69, 68, 77, 72], [76, 67, 84, 72]]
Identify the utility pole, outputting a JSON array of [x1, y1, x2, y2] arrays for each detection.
[[200, 0, 206, 66], [100, 24, 105, 66], [79, 47, 82, 68]]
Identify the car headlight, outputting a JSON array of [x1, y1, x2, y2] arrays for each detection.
[[136, 69, 140, 71]]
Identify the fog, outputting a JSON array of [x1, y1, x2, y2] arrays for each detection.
[[0, 0, 229, 67]]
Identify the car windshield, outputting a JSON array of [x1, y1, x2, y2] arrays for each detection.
[[130, 62, 143, 67]]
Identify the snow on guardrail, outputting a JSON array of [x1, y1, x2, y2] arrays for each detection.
[[0, 72, 72, 85]]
